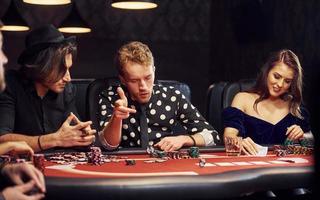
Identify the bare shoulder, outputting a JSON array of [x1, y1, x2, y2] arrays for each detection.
[[231, 92, 257, 111]]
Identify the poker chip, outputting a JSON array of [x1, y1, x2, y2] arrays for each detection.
[[188, 147, 199, 158], [285, 145, 295, 154], [299, 138, 308, 147], [273, 145, 283, 151], [293, 145, 302, 154], [46, 151, 128, 165], [146, 145, 155, 154], [274, 149, 287, 157], [284, 139, 294, 146], [89, 146, 103, 165], [33, 154, 45, 173]]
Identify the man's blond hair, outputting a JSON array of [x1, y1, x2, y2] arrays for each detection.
[[115, 41, 154, 75]]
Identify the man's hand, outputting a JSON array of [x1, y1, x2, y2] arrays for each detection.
[[2, 180, 45, 200], [55, 113, 95, 147], [154, 135, 188, 152], [286, 124, 304, 140], [0, 141, 34, 155], [113, 87, 136, 119], [2, 163, 45, 193], [71, 113, 97, 137], [241, 137, 258, 155]]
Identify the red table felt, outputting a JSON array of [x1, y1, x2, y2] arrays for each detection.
[[44, 152, 314, 178]]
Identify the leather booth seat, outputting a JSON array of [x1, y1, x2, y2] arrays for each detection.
[[206, 79, 255, 139]]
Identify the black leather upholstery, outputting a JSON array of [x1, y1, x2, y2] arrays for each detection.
[[206, 79, 255, 138], [72, 79, 94, 121], [157, 80, 191, 100], [205, 82, 228, 135], [86, 78, 191, 130], [86, 78, 119, 130], [222, 79, 256, 108]]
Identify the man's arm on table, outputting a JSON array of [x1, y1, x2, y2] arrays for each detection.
[[0, 114, 95, 152]]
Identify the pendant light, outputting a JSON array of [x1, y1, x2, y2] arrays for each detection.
[[0, 0, 30, 31], [111, 0, 157, 10], [23, 0, 71, 5], [58, 2, 91, 33]]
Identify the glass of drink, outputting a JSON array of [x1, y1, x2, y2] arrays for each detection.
[[224, 136, 242, 156]]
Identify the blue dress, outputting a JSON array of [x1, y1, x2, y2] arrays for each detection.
[[222, 107, 311, 144]]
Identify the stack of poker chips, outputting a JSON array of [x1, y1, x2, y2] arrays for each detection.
[[284, 138, 294, 146], [273, 144, 313, 156], [188, 147, 199, 158], [33, 154, 45, 173], [273, 145, 288, 157], [167, 151, 182, 159], [147, 145, 167, 158], [89, 146, 103, 165], [167, 151, 189, 159]]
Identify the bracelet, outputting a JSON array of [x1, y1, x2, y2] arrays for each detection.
[[38, 135, 43, 151], [188, 135, 196, 146]]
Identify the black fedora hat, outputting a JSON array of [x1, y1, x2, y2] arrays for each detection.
[[18, 24, 76, 65]]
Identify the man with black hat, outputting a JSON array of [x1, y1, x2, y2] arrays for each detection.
[[0, 24, 95, 152]]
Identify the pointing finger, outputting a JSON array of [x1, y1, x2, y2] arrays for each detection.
[[117, 87, 127, 101]]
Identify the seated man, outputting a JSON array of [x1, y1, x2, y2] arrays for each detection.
[[0, 24, 95, 152], [98, 41, 220, 151]]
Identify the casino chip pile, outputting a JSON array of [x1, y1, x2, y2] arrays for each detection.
[[273, 143, 313, 157], [33, 154, 45, 173], [146, 145, 200, 160], [48, 152, 88, 165], [88, 146, 103, 165]]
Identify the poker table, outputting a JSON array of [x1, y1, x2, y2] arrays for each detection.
[[44, 147, 314, 200]]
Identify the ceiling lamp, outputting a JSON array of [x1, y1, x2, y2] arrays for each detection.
[[23, 0, 71, 5], [58, 3, 91, 33], [0, 0, 30, 31], [111, 0, 157, 10]]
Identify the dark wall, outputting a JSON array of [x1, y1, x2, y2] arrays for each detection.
[[210, 0, 319, 136], [1, 0, 212, 114]]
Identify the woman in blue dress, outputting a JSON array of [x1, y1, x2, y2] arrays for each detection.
[[223, 49, 311, 155]]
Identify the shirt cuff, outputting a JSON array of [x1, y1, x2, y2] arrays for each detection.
[[198, 129, 216, 146], [98, 131, 119, 150]]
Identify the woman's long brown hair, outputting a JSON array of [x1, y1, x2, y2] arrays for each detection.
[[250, 49, 303, 119]]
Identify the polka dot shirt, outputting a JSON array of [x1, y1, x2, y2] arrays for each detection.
[[98, 84, 220, 148]]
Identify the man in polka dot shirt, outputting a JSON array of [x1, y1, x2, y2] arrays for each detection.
[[98, 41, 220, 151]]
